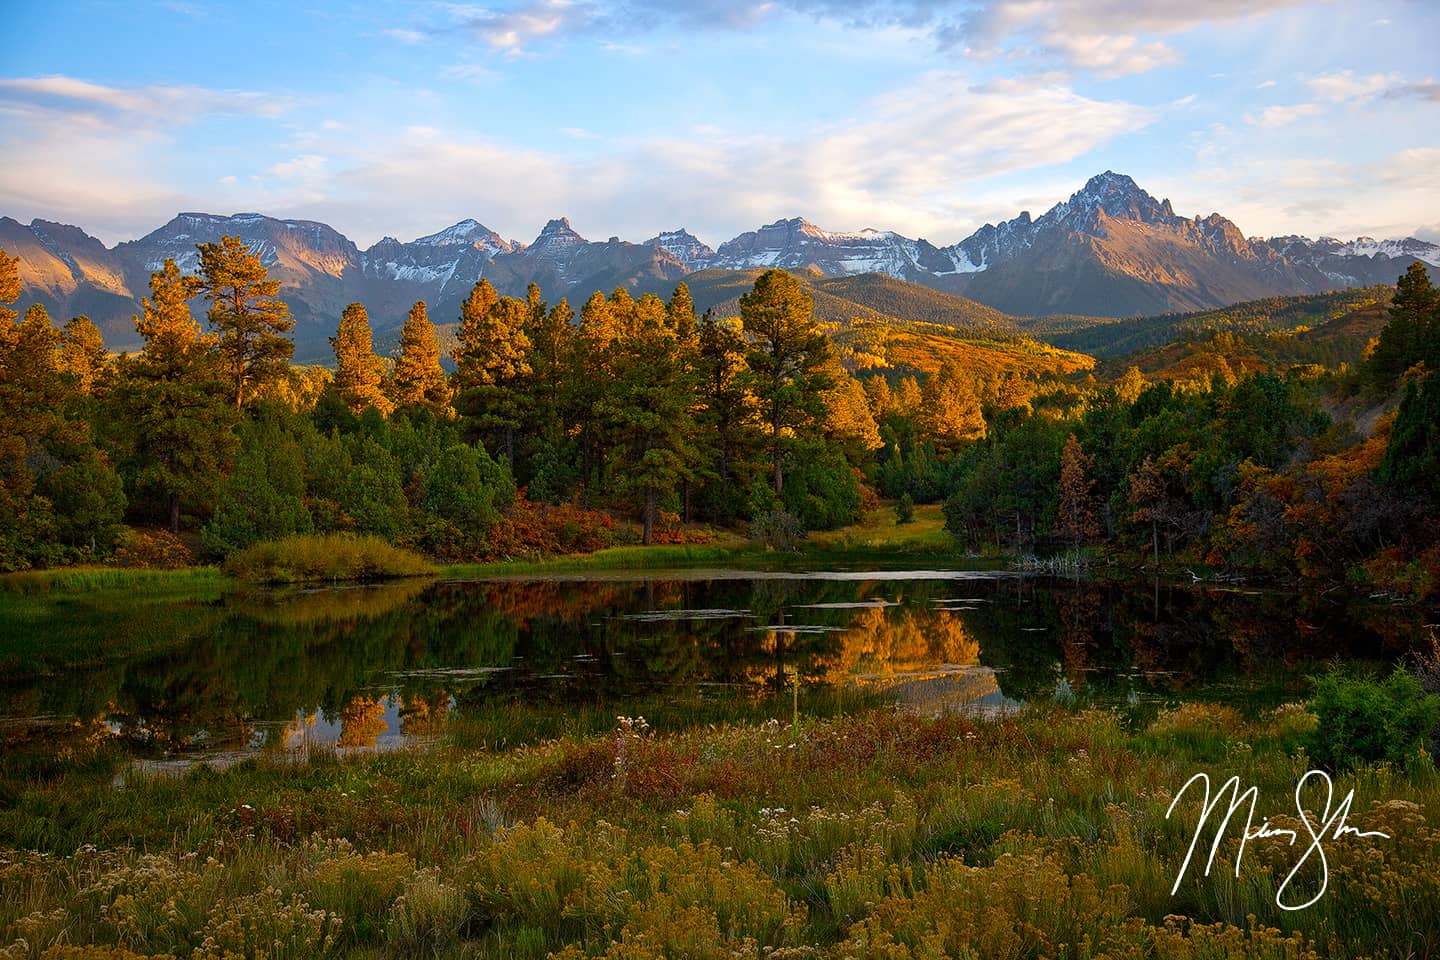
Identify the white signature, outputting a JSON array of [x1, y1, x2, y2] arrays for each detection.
[[1165, 769, 1390, 910]]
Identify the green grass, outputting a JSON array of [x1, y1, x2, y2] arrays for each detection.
[[446, 504, 973, 578], [0, 564, 230, 596], [224, 533, 436, 584], [3, 699, 1437, 958], [443, 543, 756, 578]]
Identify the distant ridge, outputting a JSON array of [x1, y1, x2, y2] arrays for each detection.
[[3, 170, 1434, 359]]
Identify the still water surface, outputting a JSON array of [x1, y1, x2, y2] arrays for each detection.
[[0, 570, 1406, 772]]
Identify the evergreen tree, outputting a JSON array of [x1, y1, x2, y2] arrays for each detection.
[[596, 304, 698, 543], [118, 259, 236, 532], [330, 302, 390, 415], [0, 299, 124, 566], [452, 284, 532, 463], [668, 282, 697, 340], [524, 297, 576, 501], [739, 269, 833, 496], [569, 290, 622, 500], [195, 234, 295, 408], [59, 315, 106, 396], [1378, 374, 1440, 503], [387, 301, 452, 416], [695, 310, 760, 521], [1369, 261, 1440, 387], [1056, 434, 1100, 553], [200, 406, 313, 558], [863, 374, 892, 420]]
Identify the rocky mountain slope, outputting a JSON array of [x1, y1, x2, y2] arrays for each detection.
[[3, 171, 1434, 359]]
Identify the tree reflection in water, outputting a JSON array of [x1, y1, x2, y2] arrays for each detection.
[[0, 573, 1409, 769]]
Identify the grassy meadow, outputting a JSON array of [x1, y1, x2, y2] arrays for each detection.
[[3, 695, 1438, 959]]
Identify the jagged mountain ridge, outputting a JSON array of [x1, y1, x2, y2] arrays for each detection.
[[4, 170, 1436, 359]]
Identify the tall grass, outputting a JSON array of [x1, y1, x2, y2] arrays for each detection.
[[223, 534, 435, 584], [0, 565, 230, 596]]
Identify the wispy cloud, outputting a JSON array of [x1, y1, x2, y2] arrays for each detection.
[[0, 75, 292, 131], [415, 0, 1322, 74], [382, 28, 426, 44], [1385, 81, 1440, 103], [1307, 69, 1402, 103], [1245, 102, 1322, 127]]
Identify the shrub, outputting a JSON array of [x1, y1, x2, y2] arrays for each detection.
[[780, 439, 861, 531], [222, 533, 434, 583], [194, 887, 339, 960], [894, 493, 915, 525], [200, 411, 313, 560], [479, 496, 617, 561], [307, 851, 415, 943], [111, 529, 195, 569], [1303, 666, 1440, 771], [385, 869, 469, 954], [750, 511, 806, 551]]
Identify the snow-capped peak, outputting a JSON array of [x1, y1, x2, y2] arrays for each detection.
[[645, 228, 715, 270]]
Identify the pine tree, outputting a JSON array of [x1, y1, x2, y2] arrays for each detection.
[[739, 269, 833, 496], [195, 235, 295, 407], [0, 301, 122, 565], [330, 302, 390, 415], [454, 279, 499, 360], [523, 297, 575, 501], [388, 300, 451, 416], [668, 282, 697, 340], [1056, 434, 1100, 554], [570, 290, 621, 500], [1369, 261, 1440, 386], [452, 283, 532, 463], [597, 303, 698, 544], [119, 259, 235, 532], [60, 315, 106, 396], [695, 310, 760, 521]]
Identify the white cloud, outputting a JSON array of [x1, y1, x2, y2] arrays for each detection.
[[1255, 79, 1277, 89], [1307, 69, 1402, 103], [382, 28, 425, 44], [295, 72, 1155, 247], [0, 75, 290, 130], [268, 155, 329, 179], [423, 0, 1325, 75], [1043, 33, 1180, 77], [0, 76, 295, 241], [440, 63, 500, 83], [1245, 102, 1321, 127]]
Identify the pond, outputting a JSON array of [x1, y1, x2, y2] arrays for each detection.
[[0, 569, 1416, 774]]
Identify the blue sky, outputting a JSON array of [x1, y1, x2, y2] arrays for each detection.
[[2, 0, 1437, 250]]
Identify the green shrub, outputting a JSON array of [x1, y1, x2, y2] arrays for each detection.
[[894, 493, 915, 525], [750, 511, 806, 551], [1303, 666, 1440, 771], [223, 533, 434, 583]]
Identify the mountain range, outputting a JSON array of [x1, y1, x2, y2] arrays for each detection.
[[3, 171, 1436, 360]]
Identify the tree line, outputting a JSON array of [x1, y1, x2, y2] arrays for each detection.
[[0, 238, 895, 566], [1, 236, 1436, 595]]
